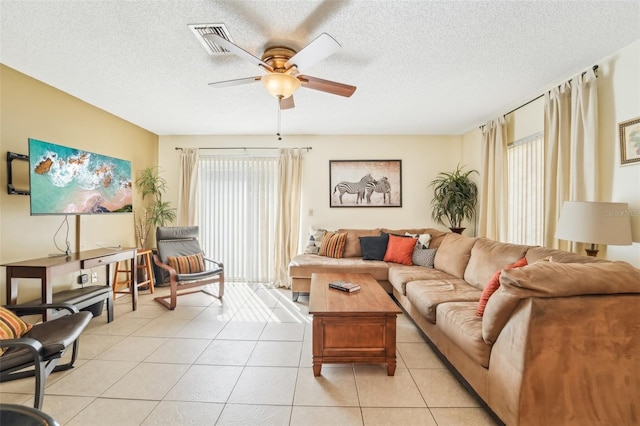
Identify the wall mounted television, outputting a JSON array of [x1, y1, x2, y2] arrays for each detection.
[[28, 138, 133, 215]]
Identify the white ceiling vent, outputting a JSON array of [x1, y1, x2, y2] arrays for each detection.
[[188, 23, 234, 55]]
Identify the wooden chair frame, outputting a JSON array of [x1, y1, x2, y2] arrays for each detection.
[[153, 226, 224, 310]]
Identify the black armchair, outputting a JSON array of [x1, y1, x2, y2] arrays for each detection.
[[0, 303, 92, 410], [153, 226, 224, 310]]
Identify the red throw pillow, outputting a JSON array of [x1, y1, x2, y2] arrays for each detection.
[[383, 234, 418, 265], [476, 257, 528, 317]]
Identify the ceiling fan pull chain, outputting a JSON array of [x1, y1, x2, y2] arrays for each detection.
[[277, 97, 282, 140]]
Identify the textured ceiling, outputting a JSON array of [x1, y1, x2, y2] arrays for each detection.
[[1, 1, 639, 136]]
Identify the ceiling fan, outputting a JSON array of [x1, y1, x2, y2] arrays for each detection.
[[204, 32, 356, 109]]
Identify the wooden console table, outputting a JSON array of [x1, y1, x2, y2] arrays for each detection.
[[3, 248, 137, 321]]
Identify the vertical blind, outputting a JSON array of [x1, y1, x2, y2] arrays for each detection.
[[198, 155, 278, 283], [507, 132, 544, 245]]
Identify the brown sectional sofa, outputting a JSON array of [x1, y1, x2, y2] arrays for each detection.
[[288, 228, 640, 426]]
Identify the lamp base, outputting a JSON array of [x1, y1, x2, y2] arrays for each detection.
[[584, 248, 599, 257], [584, 243, 599, 257]]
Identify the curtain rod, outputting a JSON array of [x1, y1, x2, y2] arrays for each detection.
[[479, 65, 598, 129], [175, 146, 312, 152]]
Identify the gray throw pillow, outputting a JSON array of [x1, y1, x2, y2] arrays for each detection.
[[413, 247, 437, 268]]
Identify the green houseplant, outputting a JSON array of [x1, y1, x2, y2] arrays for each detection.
[[429, 164, 478, 234], [134, 167, 176, 248]]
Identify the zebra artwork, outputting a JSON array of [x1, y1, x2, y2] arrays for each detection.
[[333, 173, 375, 204], [366, 176, 391, 204]]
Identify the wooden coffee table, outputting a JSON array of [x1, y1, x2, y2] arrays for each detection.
[[308, 272, 402, 376]]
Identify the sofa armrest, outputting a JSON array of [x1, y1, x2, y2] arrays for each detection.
[[488, 294, 640, 426]]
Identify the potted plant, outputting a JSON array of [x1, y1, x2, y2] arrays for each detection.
[[134, 167, 176, 249], [429, 164, 478, 234]]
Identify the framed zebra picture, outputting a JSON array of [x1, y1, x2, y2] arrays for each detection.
[[330, 160, 402, 207]]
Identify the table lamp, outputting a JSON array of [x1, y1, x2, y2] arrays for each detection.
[[556, 201, 632, 256]]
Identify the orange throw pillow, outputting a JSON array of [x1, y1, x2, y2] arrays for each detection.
[[476, 257, 528, 317], [383, 234, 418, 265]]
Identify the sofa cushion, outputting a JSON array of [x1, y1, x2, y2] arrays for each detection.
[[384, 234, 417, 265], [433, 233, 477, 279], [476, 257, 528, 317], [463, 238, 530, 290], [482, 261, 640, 345], [288, 254, 390, 281], [388, 265, 457, 295], [437, 302, 491, 368], [525, 246, 606, 264], [405, 279, 482, 323], [337, 228, 381, 258], [359, 233, 389, 260], [303, 227, 326, 254], [319, 231, 347, 258]]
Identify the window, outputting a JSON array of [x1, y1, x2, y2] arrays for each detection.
[[507, 132, 544, 245], [198, 155, 278, 283]]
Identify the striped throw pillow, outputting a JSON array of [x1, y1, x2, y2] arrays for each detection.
[[319, 231, 347, 258], [167, 252, 205, 274], [0, 306, 33, 354]]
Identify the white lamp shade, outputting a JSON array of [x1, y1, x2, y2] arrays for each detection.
[[261, 73, 301, 99], [556, 201, 632, 246]]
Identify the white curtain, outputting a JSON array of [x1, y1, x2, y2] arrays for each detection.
[[273, 148, 303, 288], [177, 148, 199, 226], [507, 133, 544, 245], [478, 116, 508, 241], [543, 68, 598, 250], [198, 155, 278, 283]]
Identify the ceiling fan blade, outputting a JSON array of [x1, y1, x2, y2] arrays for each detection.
[[279, 96, 295, 110], [208, 76, 262, 88], [285, 33, 340, 72], [203, 33, 273, 72], [298, 75, 356, 97]]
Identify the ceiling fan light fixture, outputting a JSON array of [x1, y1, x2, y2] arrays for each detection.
[[261, 73, 301, 99]]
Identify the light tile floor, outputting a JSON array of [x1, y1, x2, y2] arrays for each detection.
[[0, 283, 500, 426]]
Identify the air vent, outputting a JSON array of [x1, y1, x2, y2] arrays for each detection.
[[188, 23, 234, 55]]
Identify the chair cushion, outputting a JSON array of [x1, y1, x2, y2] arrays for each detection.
[[0, 307, 32, 355], [168, 253, 205, 274], [156, 226, 204, 264], [0, 311, 92, 370], [319, 231, 347, 258]]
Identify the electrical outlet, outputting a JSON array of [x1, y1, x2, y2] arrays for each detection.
[[91, 272, 98, 283]]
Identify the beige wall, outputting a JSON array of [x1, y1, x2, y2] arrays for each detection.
[[158, 134, 465, 248], [0, 65, 159, 303], [461, 39, 640, 266], [597, 39, 640, 265]]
